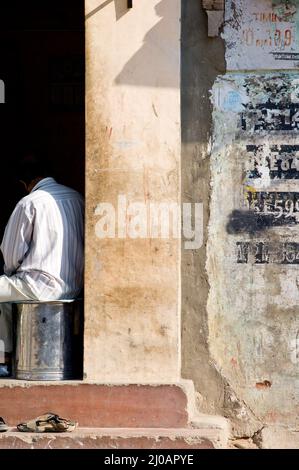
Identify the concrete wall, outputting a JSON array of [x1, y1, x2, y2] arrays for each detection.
[[181, 0, 228, 416], [210, 71, 299, 437], [85, 0, 181, 382], [181, 0, 299, 442], [84, 0, 299, 445], [208, 0, 299, 438]]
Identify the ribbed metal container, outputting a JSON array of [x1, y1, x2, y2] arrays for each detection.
[[15, 301, 83, 381]]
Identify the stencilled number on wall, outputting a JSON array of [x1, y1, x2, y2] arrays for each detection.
[[241, 105, 299, 132], [246, 144, 299, 179], [236, 241, 299, 264], [247, 191, 299, 223], [224, 0, 299, 70]]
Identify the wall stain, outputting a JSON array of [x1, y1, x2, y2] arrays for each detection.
[[255, 380, 272, 390], [226, 209, 295, 235]]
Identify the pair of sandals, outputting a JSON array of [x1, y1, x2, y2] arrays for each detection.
[[0, 417, 8, 432], [0, 413, 77, 433]]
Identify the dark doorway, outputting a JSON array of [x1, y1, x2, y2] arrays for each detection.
[[0, 1, 85, 380], [0, 0, 85, 238]]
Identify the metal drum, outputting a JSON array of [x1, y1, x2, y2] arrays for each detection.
[[14, 301, 83, 381]]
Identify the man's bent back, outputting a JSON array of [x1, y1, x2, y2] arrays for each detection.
[[1, 177, 84, 301]]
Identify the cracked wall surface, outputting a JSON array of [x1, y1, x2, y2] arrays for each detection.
[[209, 73, 299, 432], [181, 0, 227, 417], [224, 0, 299, 70], [183, 0, 299, 441], [83, 0, 299, 445]]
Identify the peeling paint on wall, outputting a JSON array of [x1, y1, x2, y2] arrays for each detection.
[[208, 73, 299, 427], [224, 0, 299, 70]]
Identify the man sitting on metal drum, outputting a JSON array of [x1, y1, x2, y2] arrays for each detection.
[[0, 152, 84, 376]]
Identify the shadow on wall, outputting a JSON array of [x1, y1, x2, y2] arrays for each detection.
[[115, 0, 180, 88], [86, 0, 131, 21]]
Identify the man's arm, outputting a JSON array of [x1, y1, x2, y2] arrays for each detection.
[[0, 201, 34, 276]]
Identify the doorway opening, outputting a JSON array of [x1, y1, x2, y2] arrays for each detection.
[[0, 0, 85, 380]]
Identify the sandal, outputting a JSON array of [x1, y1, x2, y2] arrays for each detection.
[[17, 413, 77, 433], [0, 417, 8, 432]]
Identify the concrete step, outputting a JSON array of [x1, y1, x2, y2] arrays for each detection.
[[0, 427, 224, 449], [0, 382, 188, 428]]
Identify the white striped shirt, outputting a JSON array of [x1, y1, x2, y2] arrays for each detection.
[[0, 178, 84, 300]]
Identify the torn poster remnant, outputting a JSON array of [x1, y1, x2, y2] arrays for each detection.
[[224, 0, 299, 70], [207, 73, 299, 424]]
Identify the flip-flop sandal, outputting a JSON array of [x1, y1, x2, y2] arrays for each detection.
[[0, 417, 8, 432], [17, 413, 77, 433]]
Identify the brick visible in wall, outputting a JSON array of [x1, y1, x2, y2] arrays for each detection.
[[202, 1, 224, 37], [202, 0, 224, 11]]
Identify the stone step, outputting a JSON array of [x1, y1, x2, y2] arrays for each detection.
[[0, 382, 188, 428], [0, 427, 224, 449]]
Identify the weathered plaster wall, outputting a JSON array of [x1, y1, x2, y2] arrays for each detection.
[[85, 0, 181, 382], [181, 1, 260, 437], [224, 0, 299, 70], [209, 73, 299, 433], [207, 0, 299, 439], [84, 0, 299, 443], [181, 0, 227, 414], [183, 0, 299, 441], [181, 2, 255, 437]]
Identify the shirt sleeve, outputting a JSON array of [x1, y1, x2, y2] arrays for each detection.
[[0, 201, 35, 276]]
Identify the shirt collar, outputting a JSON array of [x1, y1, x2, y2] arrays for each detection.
[[31, 177, 56, 193]]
